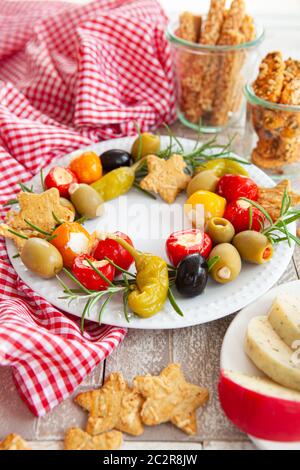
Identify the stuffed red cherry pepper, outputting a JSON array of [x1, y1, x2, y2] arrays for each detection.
[[217, 174, 258, 203], [223, 199, 266, 233], [93, 231, 134, 273], [166, 229, 212, 268], [72, 254, 115, 291], [44, 166, 78, 198]]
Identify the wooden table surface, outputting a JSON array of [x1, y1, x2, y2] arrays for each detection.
[[0, 121, 299, 451]]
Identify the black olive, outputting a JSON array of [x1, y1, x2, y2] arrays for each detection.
[[100, 149, 132, 172], [175, 253, 208, 297]]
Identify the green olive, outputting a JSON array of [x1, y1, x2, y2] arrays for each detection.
[[233, 230, 274, 264], [59, 197, 76, 215], [70, 184, 104, 219], [186, 170, 220, 197], [208, 243, 241, 284], [131, 133, 160, 160], [206, 217, 235, 244], [21, 238, 63, 279]]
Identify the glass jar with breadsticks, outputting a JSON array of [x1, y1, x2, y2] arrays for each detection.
[[166, 0, 265, 133], [245, 52, 300, 177]]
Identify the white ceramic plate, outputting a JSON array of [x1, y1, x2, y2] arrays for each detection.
[[220, 280, 300, 450], [6, 137, 296, 329]]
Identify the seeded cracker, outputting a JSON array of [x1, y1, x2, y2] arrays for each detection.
[[134, 363, 209, 435], [0, 434, 31, 450], [280, 78, 300, 106], [253, 52, 285, 103], [140, 154, 191, 204], [0, 188, 74, 251], [75, 372, 144, 436], [258, 180, 300, 221], [64, 428, 122, 450]]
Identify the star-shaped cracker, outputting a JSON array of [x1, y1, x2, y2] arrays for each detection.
[[0, 188, 75, 251], [75, 372, 144, 436], [140, 154, 191, 204], [0, 433, 31, 450], [64, 428, 122, 451], [7, 188, 74, 233], [133, 363, 209, 435], [258, 180, 300, 221]]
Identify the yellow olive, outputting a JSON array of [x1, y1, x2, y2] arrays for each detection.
[[59, 197, 76, 215], [131, 133, 160, 160], [186, 170, 220, 197], [206, 217, 235, 244], [233, 230, 274, 264], [70, 184, 104, 219], [21, 238, 63, 279], [208, 243, 241, 284]]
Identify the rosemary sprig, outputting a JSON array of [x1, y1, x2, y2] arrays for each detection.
[[168, 287, 184, 317], [104, 257, 136, 278], [24, 219, 52, 237], [85, 258, 114, 287], [3, 198, 18, 207], [249, 206, 253, 230], [134, 129, 249, 183], [122, 289, 130, 323], [241, 192, 300, 246], [7, 228, 29, 240], [40, 169, 46, 191], [57, 256, 188, 330], [18, 182, 34, 193], [134, 121, 143, 161], [162, 124, 184, 153], [52, 212, 63, 226], [98, 292, 114, 324]]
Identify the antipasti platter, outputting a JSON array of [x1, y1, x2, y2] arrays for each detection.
[[4, 135, 297, 329]]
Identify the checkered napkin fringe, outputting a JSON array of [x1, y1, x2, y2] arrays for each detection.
[[0, 0, 176, 416]]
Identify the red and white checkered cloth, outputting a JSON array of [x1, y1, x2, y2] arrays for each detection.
[[0, 0, 176, 416]]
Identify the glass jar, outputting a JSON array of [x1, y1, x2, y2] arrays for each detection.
[[245, 84, 300, 179], [166, 20, 265, 134]]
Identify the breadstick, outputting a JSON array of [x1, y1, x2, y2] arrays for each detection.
[[197, 0, 226, 115], [177, 13, 203, 123]]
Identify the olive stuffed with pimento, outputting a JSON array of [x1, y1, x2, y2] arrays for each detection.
[[233, 231, 274, 265]]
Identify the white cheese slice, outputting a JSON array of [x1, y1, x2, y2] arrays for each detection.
[[224, 369, 300, 402], [268, 295, 300, 347], [245, 316, 300, 392]]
